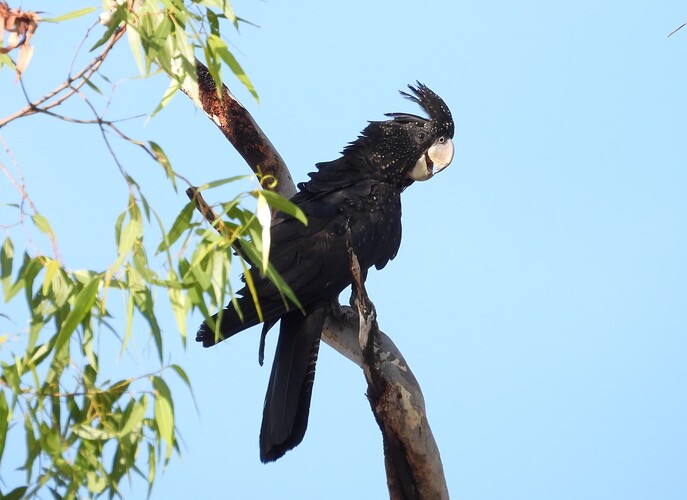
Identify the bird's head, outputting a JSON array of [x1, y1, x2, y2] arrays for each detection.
[[344, 82, 455, 186]]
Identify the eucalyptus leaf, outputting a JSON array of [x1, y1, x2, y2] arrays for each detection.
[[41, 7, 97, 23]]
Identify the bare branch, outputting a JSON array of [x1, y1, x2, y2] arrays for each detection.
[[185, 187, 230, 238], [0, 134, 63, 261], [0, 25, 126, 129], [181, 62, 296, 197], [349, 243, 448, 500], [668, 22, 686, 37]]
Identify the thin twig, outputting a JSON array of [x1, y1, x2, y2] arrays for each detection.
[[0, 26, 126, 129], [668, 22, 686, 37], [0, 134, 63, 261]]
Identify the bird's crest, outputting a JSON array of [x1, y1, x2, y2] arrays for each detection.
[[386, 82, 454, 139]]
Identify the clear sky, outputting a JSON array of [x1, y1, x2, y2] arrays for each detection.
[[1, 1, 687, 499]]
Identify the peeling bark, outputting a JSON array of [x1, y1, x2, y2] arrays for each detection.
[[184, 61, 448, 499], [181, 62, 296, 198]]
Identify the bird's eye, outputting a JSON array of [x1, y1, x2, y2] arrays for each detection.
[[438, 136, 445, 144], [417, 131, 426, 141]]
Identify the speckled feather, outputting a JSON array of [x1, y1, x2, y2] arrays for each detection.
[[195, 83, 454, 462]]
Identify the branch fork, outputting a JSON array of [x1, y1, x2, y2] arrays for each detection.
[[184, 62, 448, 500]]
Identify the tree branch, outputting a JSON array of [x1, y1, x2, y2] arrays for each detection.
[[180, 63, 295, 198], [0, 26, 126, 129], [349, 241, 448, 500], [183, 61, 448, 499]]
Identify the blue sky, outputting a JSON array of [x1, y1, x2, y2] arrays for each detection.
[[2, 1, 687, 499]]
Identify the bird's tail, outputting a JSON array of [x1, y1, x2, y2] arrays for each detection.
[[196, 295, 288, 348], [259, 301, 328, 462]]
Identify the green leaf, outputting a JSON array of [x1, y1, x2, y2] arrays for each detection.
[[169, 364, 198, 417], [259, 189, 307, 225], [42, 426, 61, 455], [239, 257, 262, 323], [82, 76, 103, 95], [152, 377, 174, 461], [31, 214, 55, 238], [156, 203, 194, 254], [150, 79, 181, 119], [135, 286, 163, 362], [239, 240, 302, 312], [1, 237, 13, 278], [167, 272, 188, 342], [200, 0, 238, 26], [147, 443, 156, 499], [127, 24, 145, 76], [28, 342, 51, 366], [0, 52, 16, 71], [149, 141, 176, 190], [41, 7, 97, 23], [256, 193, 271, 271], [114, 210, 127, 248], [54, 276, 101, 353], [0, 390, 8, 463], [202, 43, 224, 101], [120, 291, 135, 357], [110, 213, 141, 275], [169, 365, 194, 399], [1, 486, 28, 500], [0, 237, 17, 302], [197, 175, 251, 192], [119, 216, 141, 257], [207, 34, 258, 102], [71, 424, 115, 440], [118, 397, 147, 437], [41, 258, 60, 296], [90, 4, 127, 51], [86, 470, 107, 495], [189, 265, 212, 292]]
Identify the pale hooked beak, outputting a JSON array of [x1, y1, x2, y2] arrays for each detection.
[[406, 138, 455, 181]]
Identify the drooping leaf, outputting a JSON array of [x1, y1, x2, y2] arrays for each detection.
[[0, 390, 8, 463], [31, 214, 55, 238], [41, 7, 97, 23], [54, 276, 101, 353], [127, 24, 145, 76], [199, 0, 238, 26], [149, 141, 176, 191], [119, 214, 142, 257], [167, 272, 188, 342], [152, 377, 174, 461], [156, 203, 194, 254], [259, 189, 307, 225], [90, 4, 127, 51], [118, 397, 147, 437], [120, 291, 135, 357], [41, 258, 60, 296], [206, 34, 258, 102], [197, 175, 251, 192], [150, 79, 181, 119], [1, 486, 28, 500], [147, 442, 156, 499], [256, 193, 271, 271]]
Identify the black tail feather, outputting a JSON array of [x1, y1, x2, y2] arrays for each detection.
[[196, 296, 288, 348], [259, 301, 328, 462]]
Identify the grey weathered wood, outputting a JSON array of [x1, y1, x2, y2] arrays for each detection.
[[183, 61, 449, 499]]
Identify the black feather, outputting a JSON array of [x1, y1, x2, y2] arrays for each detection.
[[259, 302, 327, 462], [195, 83, 453, 461]]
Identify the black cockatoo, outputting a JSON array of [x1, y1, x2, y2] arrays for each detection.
[[196, 83, 455, 462]]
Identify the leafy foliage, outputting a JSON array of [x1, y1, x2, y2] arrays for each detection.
[[1, 173, 302, 498], [0, 0, 302, 498]]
